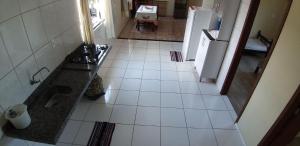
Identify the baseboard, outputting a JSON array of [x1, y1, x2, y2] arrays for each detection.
[[235, 123, 247, 146]]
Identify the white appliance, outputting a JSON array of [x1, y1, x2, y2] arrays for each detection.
[[195, 30, 228, 79], [182, 7, 217, 61], [194, 0, 241, 80], [94, 21, 109, 45]]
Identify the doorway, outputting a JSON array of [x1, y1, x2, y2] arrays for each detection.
[[220, 0, 293, 119]]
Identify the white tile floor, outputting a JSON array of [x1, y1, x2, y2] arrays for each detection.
[[0, 39, 245, 146]]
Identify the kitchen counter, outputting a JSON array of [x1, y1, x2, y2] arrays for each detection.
[[2, 44, 111, 144]]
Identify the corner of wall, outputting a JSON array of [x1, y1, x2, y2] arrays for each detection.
[[0, 106, 5, 140], [216, 0, 251, 91]]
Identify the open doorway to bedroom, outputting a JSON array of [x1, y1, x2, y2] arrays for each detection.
[[223, 0, 293, 119]]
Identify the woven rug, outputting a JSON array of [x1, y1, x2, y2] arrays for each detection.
[[170, 51, 183, 62], [87, 122, 116, 146]]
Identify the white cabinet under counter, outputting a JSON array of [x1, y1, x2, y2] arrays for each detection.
[[93, 20, 108, 45], [194, 30, 228, 81]]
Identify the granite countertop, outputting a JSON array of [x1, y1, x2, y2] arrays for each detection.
[[3, 45, 111, 144]]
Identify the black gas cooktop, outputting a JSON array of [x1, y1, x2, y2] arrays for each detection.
[[67, 44, 109, 65]]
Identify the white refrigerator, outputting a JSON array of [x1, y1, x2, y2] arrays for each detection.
[[182, 7, 217, 61]]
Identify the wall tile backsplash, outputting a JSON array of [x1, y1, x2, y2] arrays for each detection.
[[15, 56, 41, 98], [0, 38, 13, 78], [40, 3, 63, 40], [18, 0, 40, 13], [0, 16, 32, 67], [0, 0, 20, 23], [0, 71, 25, 109], [0, 0, 82, 137], [22, 8, 48, 52]]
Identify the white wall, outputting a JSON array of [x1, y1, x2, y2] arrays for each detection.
[[111, 0, 129, 37], [238, 1, 299, 145], [166, 0, 175, 16], [216, 0, 251, 90], [250, 0, 289, 39], [0, 0, 82, 139], [202, 0, 215, 8]]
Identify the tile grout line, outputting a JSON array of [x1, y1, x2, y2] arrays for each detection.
[[131, 44, 145, 146], [108, 47, 130, 123], [69, 118, 240, 131], [65, 119, 83, 145], [206, 109, 220, 146], [179, 76, 191, 146], [160, 72, 162, 146], [87, 98, 233, 111]]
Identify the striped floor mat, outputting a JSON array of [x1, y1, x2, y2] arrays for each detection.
[[170, 51, 183, 62], [87, 122, 116, 146]]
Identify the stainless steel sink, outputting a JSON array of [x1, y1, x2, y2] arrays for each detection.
[[44, 85, 72, 108]]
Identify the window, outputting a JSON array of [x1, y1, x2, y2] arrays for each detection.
[[88, 0, 103, 28]]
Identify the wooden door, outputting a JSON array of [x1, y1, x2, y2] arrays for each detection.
[[259, 85, 300, 146]]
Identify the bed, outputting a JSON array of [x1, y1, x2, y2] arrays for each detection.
[[244, 31, 273, 73], [245, 31, 273, 56]]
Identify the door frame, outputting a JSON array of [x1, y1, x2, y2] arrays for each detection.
[[258, 85, 300, 146], [220, 0, 293, 122]]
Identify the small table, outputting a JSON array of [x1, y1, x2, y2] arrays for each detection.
[[135, 5, 158, 31]]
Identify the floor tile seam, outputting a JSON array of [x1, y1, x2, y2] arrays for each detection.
[[179, 91, 191, 146], [108, 76, 125, 123], [70, 101, 93, 121], [84, 102, 233, 112], [65, 119, 83, 145], [220, 95, 235, 112], [65, 120, 238, 131], [130, 62, 144, 146]]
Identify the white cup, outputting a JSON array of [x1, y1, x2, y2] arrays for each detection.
[[5, 104, 31, 129]]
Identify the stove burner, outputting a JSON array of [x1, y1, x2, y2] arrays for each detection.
[[67, 44, 109, 65]]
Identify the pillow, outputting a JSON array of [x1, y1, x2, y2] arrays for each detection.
[[245, 38, 268, 52]]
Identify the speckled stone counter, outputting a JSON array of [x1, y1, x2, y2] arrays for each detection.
[[3, 45, 111, 144]]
